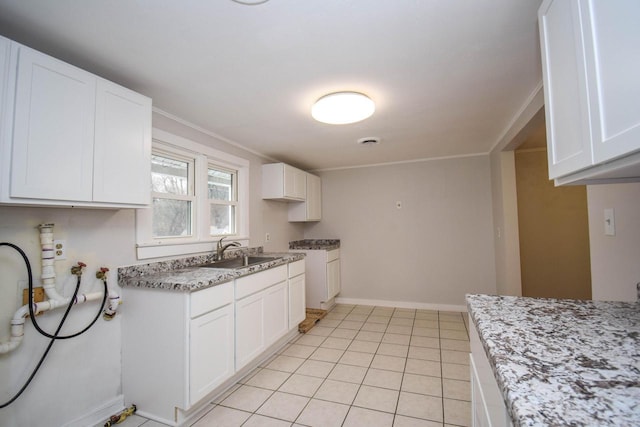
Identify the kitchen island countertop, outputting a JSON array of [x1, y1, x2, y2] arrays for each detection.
[[467, 294, 640, 426]]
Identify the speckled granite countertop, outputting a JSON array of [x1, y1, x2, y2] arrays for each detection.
[[467, 294, 640, 426], [289, 239, 340, 250], [118, 249, 304, 292]]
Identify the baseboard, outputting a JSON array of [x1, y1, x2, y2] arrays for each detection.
[[334, 297, 467, 313], [62, 395, 124, 427]]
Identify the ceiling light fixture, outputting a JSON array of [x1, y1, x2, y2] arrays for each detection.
[[311, 92, 375, 125], [230, 0, 270, 5]]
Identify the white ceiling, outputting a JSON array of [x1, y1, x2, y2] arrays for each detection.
[[0, 0, 543, 171]]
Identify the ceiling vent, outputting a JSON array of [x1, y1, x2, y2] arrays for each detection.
[[357, 137, 381, 146]]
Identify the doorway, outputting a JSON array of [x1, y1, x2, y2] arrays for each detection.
[[514, 123, 592, 300]]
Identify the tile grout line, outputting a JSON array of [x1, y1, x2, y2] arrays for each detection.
[[189, 303, 469, 427]]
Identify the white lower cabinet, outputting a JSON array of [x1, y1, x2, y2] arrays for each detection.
[[122, 262, 302, 426], [327, 256, 341, 301], [121, 282, 234, 425], [288, 260, 306, 330], [263, 282, 289, 346], [469, 321, 512, 427], [235, 265, 288, 371], [235, 289, 266, 369], [189, 304, 234, 406], [291, 248, 340, 309]]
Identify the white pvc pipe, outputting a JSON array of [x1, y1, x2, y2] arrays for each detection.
[[0, 224, 119, 354]]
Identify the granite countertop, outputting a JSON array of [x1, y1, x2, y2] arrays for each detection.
[[289, 239, 340, 250], [118, 250, 305, 292], [466, 294, 640, 426]]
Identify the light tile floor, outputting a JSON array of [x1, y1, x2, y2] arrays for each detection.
[[111, 304, 471, 427]]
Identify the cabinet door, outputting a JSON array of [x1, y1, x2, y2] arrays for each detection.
[[539, 0, 593, 179], [235, 291, 265, 371], [11, 44, 96, 201], [93, 79, 151, 204], [284, 164, 306, 200], [327, 258, 341, 300], [585, 1, 640, 163], [189, 304, 234, 405], [289, 274, 306, 330], [306, 174, 322, 221], [0, 37, 10, 195], [263, 281, 288, 346]]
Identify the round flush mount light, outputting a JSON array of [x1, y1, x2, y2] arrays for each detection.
[[311, 92, 375, 125], [230, 0, 269, 5]]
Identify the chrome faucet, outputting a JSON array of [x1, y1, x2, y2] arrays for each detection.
[[216, 236, 240, 261]]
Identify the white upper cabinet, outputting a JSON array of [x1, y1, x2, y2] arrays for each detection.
[[262, 162, 306, 201], [288, 172, 321, 222], [539, 0, 640, 184], [11, 45, 97, 201], [0, 37, 151, 207], [94, 79, 151, 204]]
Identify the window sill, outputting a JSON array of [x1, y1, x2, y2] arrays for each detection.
[[136, 237, 250, 260]]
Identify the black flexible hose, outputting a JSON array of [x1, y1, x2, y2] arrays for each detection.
[[0, 249, 81, 408], [28, 272, 108, 340], [0, 242, 108, 409]]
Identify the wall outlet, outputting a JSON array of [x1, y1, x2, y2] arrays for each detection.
[[54, 239, 66, 260], [265, 232, 271, 242]]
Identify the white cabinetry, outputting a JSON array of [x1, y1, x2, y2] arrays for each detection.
[[189, 304, 234, 405], [539, 0, 640, 184], [0, 37, 151, 207], [469, 321, 513, 427], [288, 172, 321, 222], [288, 259, 306, 330], [235, 265, 288, 371], [291, 248, 340, 310], [122, 282, 234, 425], [262, 163, 306, 201]]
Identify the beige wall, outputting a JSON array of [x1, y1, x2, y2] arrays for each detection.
[[0, 112, 303, 426], [515, 148, 591, 299], [587, 183, 640, 302], [304, 155, 496, 309]]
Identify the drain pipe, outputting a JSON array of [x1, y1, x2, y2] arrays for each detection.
[[0, 224, 120, 354]]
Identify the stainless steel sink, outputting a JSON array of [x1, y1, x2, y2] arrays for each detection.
[[199, 256, 279, 270]]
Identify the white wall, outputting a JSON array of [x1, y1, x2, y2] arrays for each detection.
[[0, 208, 133, 426], [0, 113, 303, 426], [587, 183, 640, 302], [304, 156, 496, 309]]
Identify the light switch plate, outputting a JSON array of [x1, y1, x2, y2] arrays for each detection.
[[604, 208, 615, 236]]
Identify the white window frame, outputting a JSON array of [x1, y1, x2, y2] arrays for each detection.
[[207, 164, 238, 237], [150, 146, 196, 239], [136, 129, 250, 259]]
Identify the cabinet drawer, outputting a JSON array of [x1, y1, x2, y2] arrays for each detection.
[[327, 248, 340, 262], [190, 282, 233, 318], [288, 260, 305, 278], [235, 265, 287, 300]]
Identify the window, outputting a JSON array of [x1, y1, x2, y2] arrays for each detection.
[[151, 152, 194, 238], [208, 166, 237, 236], [136, 129, 250, 259]]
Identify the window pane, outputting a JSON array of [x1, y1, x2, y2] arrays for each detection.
[[210, 204, 235, 235], [152, 198, 191, 237], [208, 167, 234, 201], [152, 155, 189, 195]]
